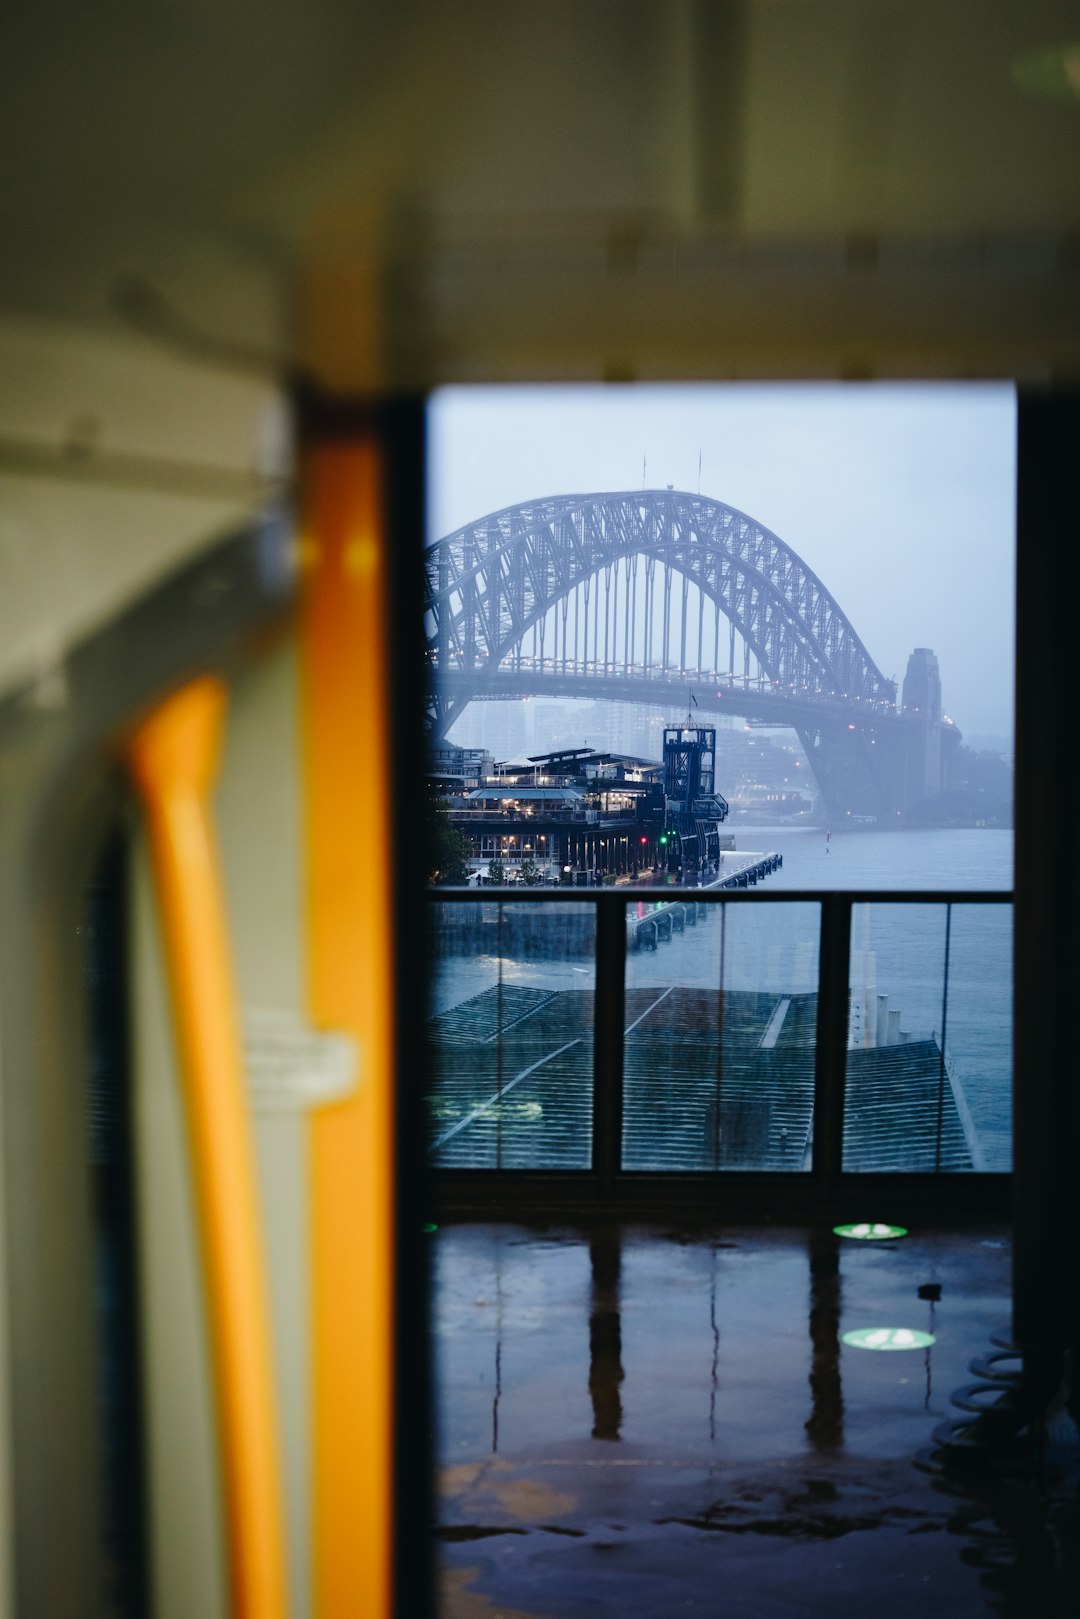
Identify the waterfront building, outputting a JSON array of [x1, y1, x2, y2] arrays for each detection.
[[445, 748, 665, 879], [427, 743, 494, 796]]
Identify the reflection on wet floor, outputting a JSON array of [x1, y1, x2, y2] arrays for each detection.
[[806, 1231, 844, 1452], [435, 1223, 1079, 1618], [588, 1230, 623, 1442]]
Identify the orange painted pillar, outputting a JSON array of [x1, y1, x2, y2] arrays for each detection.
[[129, 678, 289, 1619], [299, 438, 396, 1618]]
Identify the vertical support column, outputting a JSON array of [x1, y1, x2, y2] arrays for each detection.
[[613, 561, 620, 673], [594, 894, 626, 1195], [813, 896, 852, 1191], [1013, 392, 1080, 1388], [630, 557, 638, 672], [680, 570, 689, 676], [593, 568, 600, 670], [462, 541, 475, 673], [299, 432, 396, 1619], [624, 555, 632, 674]]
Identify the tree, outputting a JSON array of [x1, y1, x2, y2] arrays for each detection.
[[429, 800, 471, 885], [486, 857, 506, 886], [518, 858, 543, 885]]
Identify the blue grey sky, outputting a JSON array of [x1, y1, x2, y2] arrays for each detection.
[[428, 384, 1016, 740]]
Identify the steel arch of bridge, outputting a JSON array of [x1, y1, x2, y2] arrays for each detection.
[[425, 489, 896, 736]]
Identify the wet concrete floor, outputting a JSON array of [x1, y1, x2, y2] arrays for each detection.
[[434, 1222, 1078, 1617]]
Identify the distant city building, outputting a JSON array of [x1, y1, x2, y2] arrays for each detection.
[[428, 744, 494, 796], [446, 696, 690, 767]]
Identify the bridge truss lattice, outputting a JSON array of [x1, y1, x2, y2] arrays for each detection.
[[425, 489, 895, 737]]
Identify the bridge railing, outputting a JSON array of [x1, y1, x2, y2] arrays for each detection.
[[425, 887, 1012, 1218]]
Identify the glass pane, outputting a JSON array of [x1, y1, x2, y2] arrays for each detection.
[[622, 899, 820, 1171], [429, 384, 1015, 895], [843, 903, 1012, 1172], [427, 902, 595, 1168]]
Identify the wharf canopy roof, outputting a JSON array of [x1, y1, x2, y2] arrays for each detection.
[[466, 787, 583, 803]]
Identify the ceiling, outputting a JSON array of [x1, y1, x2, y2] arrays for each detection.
[[3, 0, 1080, 383]]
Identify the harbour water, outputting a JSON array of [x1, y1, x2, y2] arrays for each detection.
[[736, 822, 1012, 893], [431, 828, 1014, 1171]]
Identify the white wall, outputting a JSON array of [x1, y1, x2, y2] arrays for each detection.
[[0, 314, 287, 701]]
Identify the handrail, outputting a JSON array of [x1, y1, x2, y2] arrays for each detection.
[[426, 886, 1013, 1195], [427, 887, 1013, 904], [129, 678, 289, 1619]]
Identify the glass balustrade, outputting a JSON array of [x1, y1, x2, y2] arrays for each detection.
[[427, 901, 596, 1169], [843, 901, 1012, 1173], [622, 899, 820, 1171], [425, 892, 1012, 1182]]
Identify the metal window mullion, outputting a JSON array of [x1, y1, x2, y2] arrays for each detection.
[[813, 895, 851, 1189], [593, 894, 626, 1195]]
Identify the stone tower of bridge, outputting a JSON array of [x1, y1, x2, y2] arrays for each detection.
[[902, 648, 946, 806]]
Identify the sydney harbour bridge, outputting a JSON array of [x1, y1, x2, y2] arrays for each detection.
[[425, 489, 952, 819]]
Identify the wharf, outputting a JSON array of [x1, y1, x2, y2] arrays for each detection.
[[627, 851, 781, 951], [711, 849, 783, 889]]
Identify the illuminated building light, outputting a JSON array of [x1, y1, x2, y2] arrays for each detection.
[[843, 1328, 935, 1351], [833, 1222, 908, 1240]]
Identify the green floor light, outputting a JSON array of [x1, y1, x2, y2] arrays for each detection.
[[833, 1222, 908, 1241], [843, 1327, 935, 1351]]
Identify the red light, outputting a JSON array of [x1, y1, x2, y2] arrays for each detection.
[[640, 836, 647, 844]]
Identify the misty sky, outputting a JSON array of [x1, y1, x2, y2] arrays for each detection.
[[428, 384, 1016, 741]]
